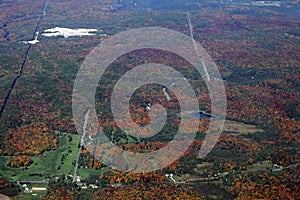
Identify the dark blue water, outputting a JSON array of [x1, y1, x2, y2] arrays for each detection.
[[192, 112, 214, 119]]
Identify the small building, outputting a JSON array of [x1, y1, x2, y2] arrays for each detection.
[[76, 176, 81, 182], [32, 187, 47, 192]]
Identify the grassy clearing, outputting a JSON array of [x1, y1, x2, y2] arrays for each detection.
[[222, 120, 264, 135], [78, 167, 110, 179], [246, 160, 274, 172], [0, 132, 111, 183], [14, 192, 46, 200], [0, 133, 80, 181]]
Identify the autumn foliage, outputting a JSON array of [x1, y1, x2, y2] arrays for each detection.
[[3, 122, 57, 155], [94, 183, 203, 200], [42, 188, 74, 200], [7, 155, 33, 168], [230, 166, 300, 199]]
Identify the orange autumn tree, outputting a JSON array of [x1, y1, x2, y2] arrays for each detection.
[[3, 122, 57, 155], [7, 155, 33, 168], [94, 183, 203, 200], [42, 188, 74, 200]]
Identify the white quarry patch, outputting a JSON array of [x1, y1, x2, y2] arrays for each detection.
[[21, 32, 39, 44], [42, 27, 100, 38]]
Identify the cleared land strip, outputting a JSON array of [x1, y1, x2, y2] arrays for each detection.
[[0, 0, 48, 118]]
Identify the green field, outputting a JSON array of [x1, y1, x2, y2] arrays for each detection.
[[0, 133, 109, 182], [14, 192, 46, 200], [0, 133, 80, 181], [78, 167, 110, 178]]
